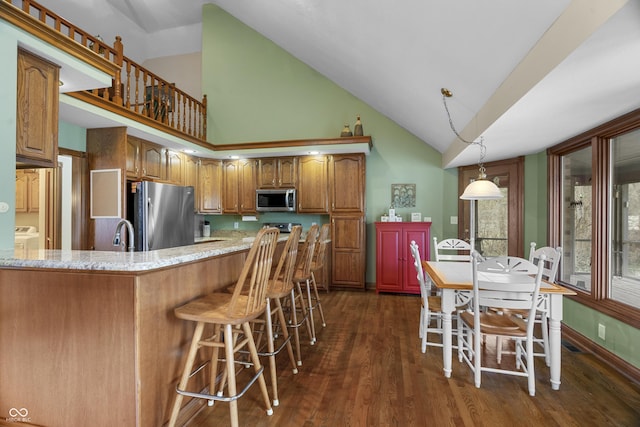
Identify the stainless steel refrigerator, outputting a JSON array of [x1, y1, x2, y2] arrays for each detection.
[[128, 181, 195, 251]]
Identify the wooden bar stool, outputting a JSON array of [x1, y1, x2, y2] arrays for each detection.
[[168, 227, 280, 427], [251, 225, 302, 406], [289, 224, 318, 361]]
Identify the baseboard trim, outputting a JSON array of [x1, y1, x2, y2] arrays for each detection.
[[563, 325, 640, 385]]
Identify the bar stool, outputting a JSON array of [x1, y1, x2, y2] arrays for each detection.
[[252, 225, 302, 406], [168, 227, 280, 427], [307, 223, 329, 334], [289, 224, 318, 361]]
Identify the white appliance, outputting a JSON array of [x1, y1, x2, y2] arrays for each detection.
[[15, 226, 39, 251]]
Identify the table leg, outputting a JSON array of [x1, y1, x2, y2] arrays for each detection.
[[440, 289, 455, 378], [548, 294, 563, 390]]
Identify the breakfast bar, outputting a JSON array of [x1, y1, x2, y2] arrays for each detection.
[[0, 237, 280, 427]]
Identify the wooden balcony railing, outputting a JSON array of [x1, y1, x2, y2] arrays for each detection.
[[3, 0, 208, 145]]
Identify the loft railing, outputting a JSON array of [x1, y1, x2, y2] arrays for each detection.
[[3, 0, 207, 144]]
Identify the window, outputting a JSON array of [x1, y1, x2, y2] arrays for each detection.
[[549, 109, 640, 327]]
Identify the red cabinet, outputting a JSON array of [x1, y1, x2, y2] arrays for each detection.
[[375, 222, 431, 294]]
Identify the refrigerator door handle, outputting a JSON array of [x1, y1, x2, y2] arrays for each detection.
[[147, 197, 154, 249]]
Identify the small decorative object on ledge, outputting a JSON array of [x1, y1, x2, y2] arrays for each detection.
[[340, 124, 353, 137], [354, 115, 363, 136]]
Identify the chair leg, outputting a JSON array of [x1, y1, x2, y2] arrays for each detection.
[[541, 313, 550, 367], [223, 324, 240, 427], [474, 328, 482, 388], [496, 336, 503, 364], [310, 271, 327, 328], [242, 321, 274, 416], [168, 321, 205, 427], [264, 298, 280, 406], [274, 297, 299, 374], [304, 278, 317, 345]]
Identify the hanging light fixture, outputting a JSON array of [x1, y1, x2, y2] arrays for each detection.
[[441, 88, 503, 252], [441, 88, 503, 199]]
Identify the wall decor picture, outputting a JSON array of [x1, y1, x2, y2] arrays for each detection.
[[391, 183, 416, 208]]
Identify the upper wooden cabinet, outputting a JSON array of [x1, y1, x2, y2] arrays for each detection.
[[297, 156, 329, 213], [199, 159, 222, 214], [257, 157, 297, 188], [222, 159, 257, 214], [15, 170, 39, 213], [184, 154, 199, 204], [16, 49, 60, 168], [165, 149, 185, 185], [329, 154, 365, 213], [126, 136, 165, 181]]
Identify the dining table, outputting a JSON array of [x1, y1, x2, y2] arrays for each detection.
[[422, 260, 577, 391]]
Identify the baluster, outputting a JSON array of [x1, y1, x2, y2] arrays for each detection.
[[202, 95, 208, 140], [134, 67, 141, 114], [182, 97, 187, 133], [125, 61, 132, 109]]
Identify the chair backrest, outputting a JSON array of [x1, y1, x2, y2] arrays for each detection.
[[228, 227, 280, 316], [528, 242, 562, 282], [433, 237, 472, 262], [271, 225, 302, 289], [410, 240, 432, 304], [312, 223, 331, 270], [295, 224, 319, 279], [471, 251, 545, 335]]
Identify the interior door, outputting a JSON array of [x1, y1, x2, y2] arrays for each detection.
[[458, 157, 524, 258]]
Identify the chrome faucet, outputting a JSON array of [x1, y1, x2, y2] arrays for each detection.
[[113, 219, 135, 252]]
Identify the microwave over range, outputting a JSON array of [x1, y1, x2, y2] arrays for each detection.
[[256, 189, 296, 212]]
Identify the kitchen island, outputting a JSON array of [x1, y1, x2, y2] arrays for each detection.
[[0, 236, 281, 427]]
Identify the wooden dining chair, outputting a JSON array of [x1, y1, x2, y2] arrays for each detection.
[[457, 251, 545, 396], [168, 227, 280, 427]]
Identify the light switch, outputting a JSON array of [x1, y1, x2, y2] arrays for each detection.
[[450, 216, 458, 225]]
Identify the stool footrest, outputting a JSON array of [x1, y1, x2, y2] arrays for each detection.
[[176, 365, 265, 403]]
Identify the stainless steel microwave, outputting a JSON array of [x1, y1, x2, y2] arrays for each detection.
[[256, 189, 296, 212]]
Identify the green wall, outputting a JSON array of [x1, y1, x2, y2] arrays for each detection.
[[201, 4, 453, 282], [524, 152, 548, 249], [59, 120, 87, 152]]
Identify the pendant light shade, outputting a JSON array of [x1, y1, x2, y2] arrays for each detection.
[[460, 177, 503, 200]]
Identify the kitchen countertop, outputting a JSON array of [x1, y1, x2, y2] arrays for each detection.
[[0, 231, 282, 272]]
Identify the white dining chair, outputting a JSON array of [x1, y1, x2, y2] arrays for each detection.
[[457, 251, 545, 396], [433, 237, 472, 262], [410, 240, 444, 353]]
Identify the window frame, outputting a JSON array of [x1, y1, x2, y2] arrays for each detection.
[[548, 107, 640, 328]]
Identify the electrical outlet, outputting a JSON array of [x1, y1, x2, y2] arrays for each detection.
[[233, 222, 239, 229], [598, 323, 606, 340]]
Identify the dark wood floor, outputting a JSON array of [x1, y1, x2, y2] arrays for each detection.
[[186, 290, 640, 427]]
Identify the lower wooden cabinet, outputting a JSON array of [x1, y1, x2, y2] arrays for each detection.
[[375, 222, 431, 294], [332, 215, 366, 290]]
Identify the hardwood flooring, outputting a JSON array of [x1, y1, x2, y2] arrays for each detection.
[[185, 290, 640, 427]]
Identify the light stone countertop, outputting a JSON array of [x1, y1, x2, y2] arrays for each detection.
[[0, 232, 285, 272]]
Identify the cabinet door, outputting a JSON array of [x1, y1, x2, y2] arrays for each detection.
[[402, 223, 431, 294], [298, 156, 328, 213], [278, 157, 297, 188], [238, 159, 257, 213], [16, 49, 59, 167], [375, 224, 403, 292], [28, 172, 40, 213], [125, 137, 140, 179], [330, 154, 365, 213], [184, 155, 199, 206], [257, 158, 277, 189], [15, 171, 28, 213], [199, 159, 222, 213], [331, 215, 365, 289], [140, 143, 165, 180], [165, 150, 184, 184], [222, 160, 239, 213]]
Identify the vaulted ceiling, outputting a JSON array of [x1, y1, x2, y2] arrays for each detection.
[[41, 0, 640, 168]]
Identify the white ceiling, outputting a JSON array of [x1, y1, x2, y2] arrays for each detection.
[[39, 0, 640, 168]]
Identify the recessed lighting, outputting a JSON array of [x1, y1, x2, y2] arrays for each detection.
[[230, 155, 239, 159], [308, 151, 320, 155], [183, 149, 196, 154]]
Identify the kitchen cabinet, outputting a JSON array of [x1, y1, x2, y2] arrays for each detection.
[[15, 169, 39, 213], [165, 149, 185, 185], [375, 222, 431, 294], [222, 159, 256, 214], [16, 49, 60, 168], [257, 157, 297, 188], [329, 153, 365, 214], [199, 159, 222, 213], [331, 215, 366, 289], [126, 136, 165, 181], [184, 154, 199, 208], [297, 155, 328, 213]]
